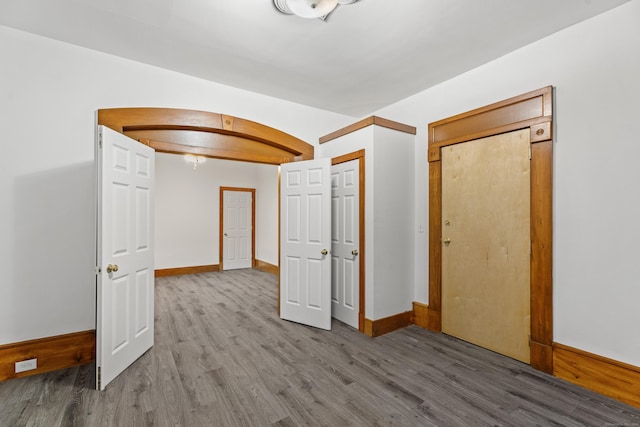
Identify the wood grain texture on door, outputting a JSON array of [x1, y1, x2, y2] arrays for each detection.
[[441, 129, 531, 363]]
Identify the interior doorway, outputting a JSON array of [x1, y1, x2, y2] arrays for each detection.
[[96, 108, 315, 388], [220, 187, 255, 270], [427, 86, 554, 372]]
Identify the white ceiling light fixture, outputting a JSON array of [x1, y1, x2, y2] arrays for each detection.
[[184, 154, 206, 170], [273, 0, 359, 21]]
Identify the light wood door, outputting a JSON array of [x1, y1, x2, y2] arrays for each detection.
[[280, 158, 332, 330], [330, 159, 360, 329], [222, 189, 253, 270], [96, 126, 155, 390], [441, 129, 531, 363]]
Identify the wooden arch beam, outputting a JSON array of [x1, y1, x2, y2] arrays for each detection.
[[97, 108, 314, 164]]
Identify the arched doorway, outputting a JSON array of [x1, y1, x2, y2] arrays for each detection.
[[97, 107, 314, 164]]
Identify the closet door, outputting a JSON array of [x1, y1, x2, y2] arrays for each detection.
[[330, 159, 360, 329]]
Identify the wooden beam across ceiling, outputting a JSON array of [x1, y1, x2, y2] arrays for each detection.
[[97, 107, 314, 164]]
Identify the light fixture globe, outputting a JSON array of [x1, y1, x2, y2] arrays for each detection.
[[273, 0, 359, 20], [273, 0, 293, 14], [283, 0, 339, 19]]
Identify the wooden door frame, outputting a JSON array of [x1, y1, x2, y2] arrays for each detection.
[[219, 187, 256, 271], [427, 86, 554, 373], [331, 150, 366, 333]]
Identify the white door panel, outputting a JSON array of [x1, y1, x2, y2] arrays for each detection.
[[330, 160, 360, 328], [223, 190, 253, 270], [97, 126, 155, 390], [280, 159, 331, 330]]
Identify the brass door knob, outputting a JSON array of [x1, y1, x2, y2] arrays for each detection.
[[321, 249, 328, 255], [443, 238, 451, 246], [106, 264, 119, 273], [352, 249, 359, 256]]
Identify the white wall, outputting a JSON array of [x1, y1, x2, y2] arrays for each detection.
[[0, 25, 350, 345], [319, 126, 415, 320], [155, 153, 278, 269], [371, 127, 415, 318], [374, 1, 640, 366], [255, 165, 280, 266]]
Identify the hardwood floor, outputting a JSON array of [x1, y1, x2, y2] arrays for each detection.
[[1, 269, 639, 426]]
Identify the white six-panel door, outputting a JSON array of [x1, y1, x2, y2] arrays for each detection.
[[330, 160, 360, 328], [97, 126, 155, 390], [223, 189, 253, 270], [280, 158, 332, 330]]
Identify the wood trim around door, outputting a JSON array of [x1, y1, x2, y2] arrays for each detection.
[[219, 187, 256, 271], [332, 150, 366, 333], [427, 86, 553, 373]]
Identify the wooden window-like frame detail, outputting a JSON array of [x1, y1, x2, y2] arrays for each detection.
[[98, 108, 314, 165], [332, 150, 366, 332], [427, 86, 553, 373], [220, 187, 256, 271]]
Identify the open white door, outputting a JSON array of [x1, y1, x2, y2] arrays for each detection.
[[280, 158, 332, 330], [96, 125, 155, 390], [330, 159, 360, 329]]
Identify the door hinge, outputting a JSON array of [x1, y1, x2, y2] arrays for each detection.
[[98, 128, 103, 149], [97, 366, 101, 390], [528, 145, 532, 160]]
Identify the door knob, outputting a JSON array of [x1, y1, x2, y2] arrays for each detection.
[[443, 238, 451, 246], [224, 233, 228, 237], [352, 249, 359, 256], [321, 249, 328, 255], [106, 264, 119, 273]]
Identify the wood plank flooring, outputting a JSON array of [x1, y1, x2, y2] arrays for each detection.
[[1, 269, 639, 426]]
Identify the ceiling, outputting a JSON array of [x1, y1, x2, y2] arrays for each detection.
[[0, 0, 629, 117]]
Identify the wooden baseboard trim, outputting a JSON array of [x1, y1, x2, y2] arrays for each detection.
[[155, 264, 220, 277], [254, 259, 279, 275], [553, 342, 640, 408], [364, 310, 414, 337], [412, 302, 429, 329], [0, 330, 95, 382], [530, 340, 553, 374]]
